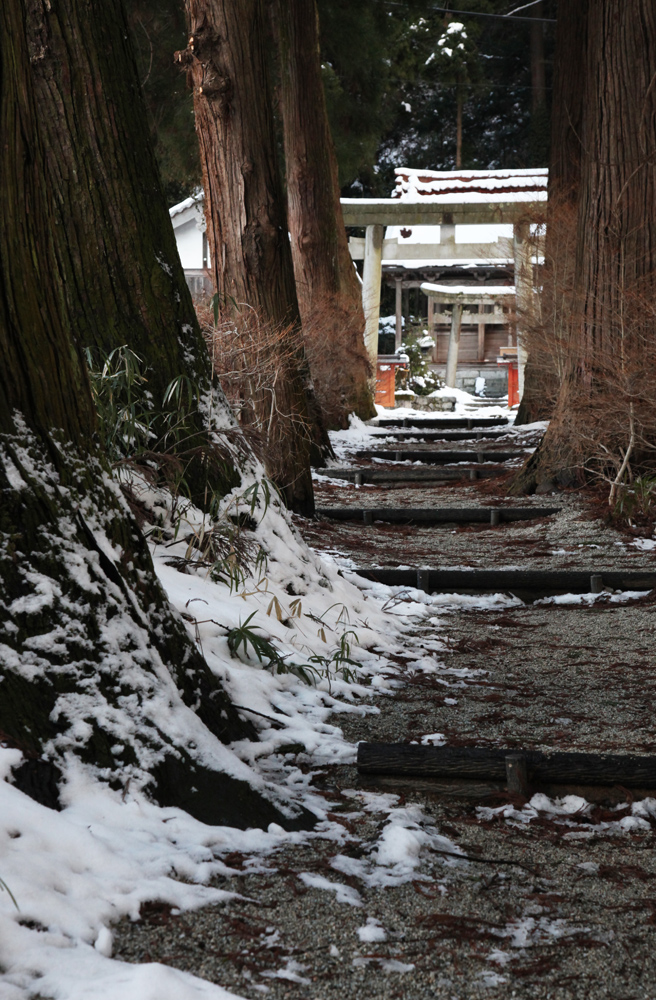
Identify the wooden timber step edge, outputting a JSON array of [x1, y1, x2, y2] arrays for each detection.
[[316, 507, 560, 525], [357, 743, 656, 790], [369, 430, 508, 441], [354, 567, 656, 594], [375, 417, 509, 428], [324, 467, 506, 483], [362, 450, 524, 462]]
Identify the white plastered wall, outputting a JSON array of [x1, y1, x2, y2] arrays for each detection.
[[174, 219, 204, 270]]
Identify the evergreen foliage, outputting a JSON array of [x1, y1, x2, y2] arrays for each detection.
[[125, 0, 555, 202], [371, 0, 556, 192], [127, 0, 200, 203], [395, 333, 443, 396]]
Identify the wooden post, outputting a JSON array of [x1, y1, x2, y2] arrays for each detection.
[[362, 224, 385, 364], [357, 742, 656, 789], [395, 278, 403, 350], [477, 322, 486, 362], [513, 221, 532, 400], [427, 295, 435, 332], [430, 299, 440, 362], [505, 754, 529, 796], [427, 295, 436, 360], [445, 302, 463, 388]]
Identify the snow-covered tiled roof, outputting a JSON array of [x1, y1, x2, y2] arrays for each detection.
[[421, 281, 516, 297], [169, 192, 204, 220], [393, 167, 548, 204], [383, 258, 514, 269]]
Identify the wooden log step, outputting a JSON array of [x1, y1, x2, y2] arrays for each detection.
[[354, 567, 656, 597], [375, 416, 509, 429], [357, 742, 656, 789], [362, 450, 524, 464], [357, 773, 656, 805], [369, 430, 508, 442], [317, 506, 559, 525], [323, 467, 505, 484]]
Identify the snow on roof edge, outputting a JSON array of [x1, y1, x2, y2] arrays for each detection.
[[169, 191, 204, 219], [395, 167, 548, 179], [421, 282, 516, 296]]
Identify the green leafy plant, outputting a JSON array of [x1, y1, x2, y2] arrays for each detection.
[[85, 344, 241, 497], [86, 345, 270, 587], [234, 478, 281, 519], [304, 630, 361, 687], [85, 345, 152, 458], [227, 614, 318, 684], [395, 334, 443, 396], [227, 614, 363, 689]]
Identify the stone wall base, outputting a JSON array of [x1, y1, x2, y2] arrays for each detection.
[[430, 365, 508, 398], [394, 394, 456, 411]]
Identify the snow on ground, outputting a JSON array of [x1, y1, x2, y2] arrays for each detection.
[[477, 793, 656, 838], [2, 401, 640, 998], [382, 390, 514, 421], [0, 464, 462, 999], [328, 392, 519, 464]]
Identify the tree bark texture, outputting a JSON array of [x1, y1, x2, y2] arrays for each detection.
[[456, 88, 463, 169], [179, 0, 327, 515], [22, 0, 241, 506], [0, 0, 308, 831], [514, 0, 656, 493], [527, 1, 549, 165], [272, 0, 374, 429], [515, 0, 588, 427]]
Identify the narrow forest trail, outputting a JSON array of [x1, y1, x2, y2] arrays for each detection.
[[114, 409, 656, 1000]]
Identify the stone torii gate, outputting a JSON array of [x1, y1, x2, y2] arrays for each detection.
[[420, 282, 516, 389], [340, 167, 547, 399]]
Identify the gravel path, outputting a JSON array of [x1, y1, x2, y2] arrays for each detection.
[[113, 423, 656, 999]]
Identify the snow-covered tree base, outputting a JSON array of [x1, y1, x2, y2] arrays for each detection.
[[0, 417, 312, 830]]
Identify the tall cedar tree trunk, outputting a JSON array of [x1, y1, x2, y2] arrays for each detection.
[[527, 1, 549, 165], [514, 0, 587, 427], [513, 0, 656, 493], [179, 0, 329, 516], [0, 0, 309, 831], [22, 0, 239, 508], [456, 88, 463, 169], [273, 0, 375, 429]]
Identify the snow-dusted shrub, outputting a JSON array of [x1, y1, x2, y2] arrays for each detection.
[[395, 335, 443, 396]]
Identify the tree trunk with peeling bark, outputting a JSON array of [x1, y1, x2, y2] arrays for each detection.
[[515, 0, 588, 428], [22, 0, 238, 507], [272, 0, 374, 429], [513, 0, 656, 494], [179, 0, 329, 515], [0, 0, 309, 831]]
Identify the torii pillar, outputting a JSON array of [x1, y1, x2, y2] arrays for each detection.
[[513, 221, 532, 400], [362, 224, 385, 365]]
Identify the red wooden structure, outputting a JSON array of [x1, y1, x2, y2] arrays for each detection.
[[497, 347, 519, 407], [375, 355, 408, 408]]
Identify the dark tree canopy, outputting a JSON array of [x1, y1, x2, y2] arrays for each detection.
[[126, 0, 556, 201], [127, 1, 200, 204]]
